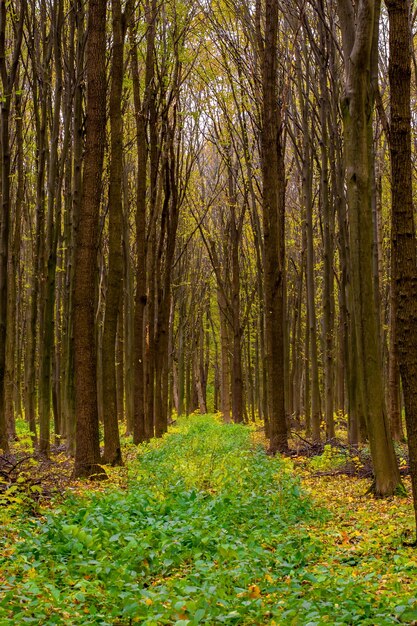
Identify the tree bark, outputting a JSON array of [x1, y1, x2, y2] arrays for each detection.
[[102, 0, 125, 466], [388, 256, 403, 441], [229, 166, 243, 424], [218, 285, 231, 422], [73, 0, 107, 479], [5, 70, 24, 439], [39, 0, 66, 457], [318, 1, 335, 440], [0, 0, 25, 453], [260, 0, 288, 453], [386, 0, 417, 525], [129, 1, 155, 444], [337, 0, 401, 495]]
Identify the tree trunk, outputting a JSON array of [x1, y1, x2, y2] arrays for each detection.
[[39, 0, 65, 457], [123, 167, 134, 434], [0, 0, 25, 453], [260, 0, 288, 453], [304, 178, 321, 443], [337, 0, 401, 495], [218, 286, 231, 423], [388, 256, 403, 441], [229, 173, 243, 424], [386, 0, 417, 526], [5, 73, 24, 439], [129, 2, 154, 444], [318, 2, 335, 440], [62, 0, 84, 453], [102, 0, 125, 466], [73, 0, 107, 479]]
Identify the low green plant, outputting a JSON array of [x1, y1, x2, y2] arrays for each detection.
[[309, 444, 348, 472], [12, 417, 35, 453], [0, 416, 412, 625]]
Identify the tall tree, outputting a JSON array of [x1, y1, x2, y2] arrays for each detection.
[[294, 38, 321, 442], [129, 4, 153, 444], [318, 0, 336, 441], [337, 0, 401, 495], [102, 0, 127, 466], [73, 0, 107, 479], [0, 0, 26, 453], [260, 0, 288, 453], [386, 0, 417, 532], [61, 0, 85, 451], [39, 0, 67, 457]]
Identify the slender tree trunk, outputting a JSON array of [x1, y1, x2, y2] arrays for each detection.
[[295, 39, 321, 442], [218, 286, 231, 423], [304, 184, 321, 442], [154, 127, 180, 436], [318, 3, 335, 440], [39, 0, 65, 457], [304, 268, 311, 437], [73, 0, 107, 479], [290, 259, 303, 427], [247, 324, 255, 422], [5, 73, 24, 439], [177, 300, 186, 416], [229, 180, 243, 424], [388, 257, 403, 440], [337, 0, 401, 495], [122, 174, 134, 434], [386, 0, 417, 525], [194, 320, 207, 414], [96, 250, 105, 427], [102, 0, 125, 466], [130, 5, 153, 444], [62, 0, 84, 453], [0, 0, 25, 453], [260, 0, 288, 453]]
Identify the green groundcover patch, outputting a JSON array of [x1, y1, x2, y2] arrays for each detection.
[[0, 416, 411, 625]]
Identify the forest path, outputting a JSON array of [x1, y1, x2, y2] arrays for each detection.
[[0, 415, 416, 624]]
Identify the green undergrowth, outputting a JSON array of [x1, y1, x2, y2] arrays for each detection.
[[0, 416, 414, 625]]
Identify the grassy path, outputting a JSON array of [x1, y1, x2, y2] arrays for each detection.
[[0, 415, 416, 624]]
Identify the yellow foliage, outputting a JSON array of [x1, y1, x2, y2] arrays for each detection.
[[248, 584, 261, 598]]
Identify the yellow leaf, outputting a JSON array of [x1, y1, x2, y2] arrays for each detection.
[[248, 584, 261, 598]]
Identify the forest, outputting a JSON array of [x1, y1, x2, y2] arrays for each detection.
[[2, 0, 417, 623]]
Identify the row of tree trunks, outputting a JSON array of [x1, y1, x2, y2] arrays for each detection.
[[0, 0, 411, 516]]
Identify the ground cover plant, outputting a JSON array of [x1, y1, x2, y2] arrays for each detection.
[[1, 416, 417, 625]]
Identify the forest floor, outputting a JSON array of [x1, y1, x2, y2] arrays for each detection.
[[1, 415, 417, 625]]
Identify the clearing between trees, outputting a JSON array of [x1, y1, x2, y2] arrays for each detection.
[[1, 415, 416, 625]]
